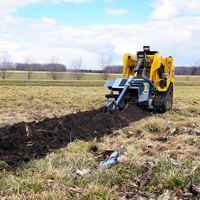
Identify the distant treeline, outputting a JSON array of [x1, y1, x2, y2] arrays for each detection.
[[105, 65, 200, 75], [68, 65, 124, 74], [175, 66, 200, 75], [13, 63, 124, 73], [14, 63, 66, 72], [104, 65, 200, 75], [12, 63, 200, 75]]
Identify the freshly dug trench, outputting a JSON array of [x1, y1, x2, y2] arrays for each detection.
[[0, 106, 148, 168]]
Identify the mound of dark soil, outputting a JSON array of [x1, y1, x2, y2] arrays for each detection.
[[0, 106, 148, 168]]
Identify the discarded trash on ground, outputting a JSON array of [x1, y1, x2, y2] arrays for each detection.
[[100, 151, 127, 168]]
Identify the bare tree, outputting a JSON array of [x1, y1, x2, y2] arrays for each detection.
[[48, 55, 64, 80], [71, 58, 84, 80], [0, 52, 12, 79], [23, 53, 35, 79], [98, 55, 111, 80], [194, 61, 200, 75]]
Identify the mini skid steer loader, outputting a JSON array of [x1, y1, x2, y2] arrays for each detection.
[[103, 46, 175, 113]]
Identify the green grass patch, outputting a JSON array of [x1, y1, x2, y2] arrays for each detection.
[[7, 72, 121, 81], [0, 80, 106, 87]]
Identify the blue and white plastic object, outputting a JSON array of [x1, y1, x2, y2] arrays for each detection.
[[100, 151, 124, 168]]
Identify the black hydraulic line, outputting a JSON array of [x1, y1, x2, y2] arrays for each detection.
[[134, 58, 143, 73], [142, 60, 158, 92], [128, 55, 135, 63], [129, 58, 134, 62]]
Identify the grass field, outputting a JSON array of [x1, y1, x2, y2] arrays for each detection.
[[0, 86, 108, 126], [6, 72, 122, 81], [2, 71, 200, 82], [0, 76, 200, 199], [0, 72, 200, 87], [0, 84, 200, 127], [175, 75, 200, 82]]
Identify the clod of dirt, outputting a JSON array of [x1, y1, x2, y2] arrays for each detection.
[[89, 144, 98, 152], [0, 105, 148, 168], [146, 143, 157, 156], [154, 136, 168, 142], [117, 155, 128, 163]]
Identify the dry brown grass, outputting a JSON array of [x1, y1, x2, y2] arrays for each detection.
[[0, 85, 200, 199], [0, 86, 108, 126]]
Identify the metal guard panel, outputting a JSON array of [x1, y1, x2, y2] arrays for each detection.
[[112, 78, 128, 89], [103, 79, 116, 87], [129, 82, 150, 103], [119, 79, 127, 86]]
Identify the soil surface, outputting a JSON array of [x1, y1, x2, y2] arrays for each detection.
[[0, 106, 148, 168]]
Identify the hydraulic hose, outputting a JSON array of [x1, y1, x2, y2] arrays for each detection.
[[134, 58, 143, 73]]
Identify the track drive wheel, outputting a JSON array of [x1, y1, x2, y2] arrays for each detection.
[[165, 85, 173, 111], [153, 84, 173, 113]]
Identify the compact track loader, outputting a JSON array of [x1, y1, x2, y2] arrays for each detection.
[[103, 46, 175, 113]]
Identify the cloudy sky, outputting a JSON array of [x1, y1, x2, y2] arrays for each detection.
[[0, 0, 200, 69]]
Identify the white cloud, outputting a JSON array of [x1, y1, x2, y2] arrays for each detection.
[[0, 41, 21, 52], [1, 0, 199, 69], [151, 0, 200, 20], [1, 16, 200, 68], [105, 8, 128, 16], [173, 0, 200, 15], [114, 44, 140, 56], [151, 0, 178, 20], [0, 16, 28, 30], [0, 0, 93, 16], [30, 17, 57, 29], [0, 0, 42, 16]]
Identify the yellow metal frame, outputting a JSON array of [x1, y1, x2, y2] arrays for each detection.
[[122, 51, 174, 93]]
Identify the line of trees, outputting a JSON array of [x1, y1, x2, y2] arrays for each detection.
[[15, 62, 66, 72], [0, 52, 115, 80], [0, 52, 75, 80], [103, 65, 200, 76], [1, 51, 200, 80], [175, 66, 200, 75]]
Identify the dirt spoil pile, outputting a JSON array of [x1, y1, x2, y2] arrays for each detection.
[[0, 106, 147, 168]]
